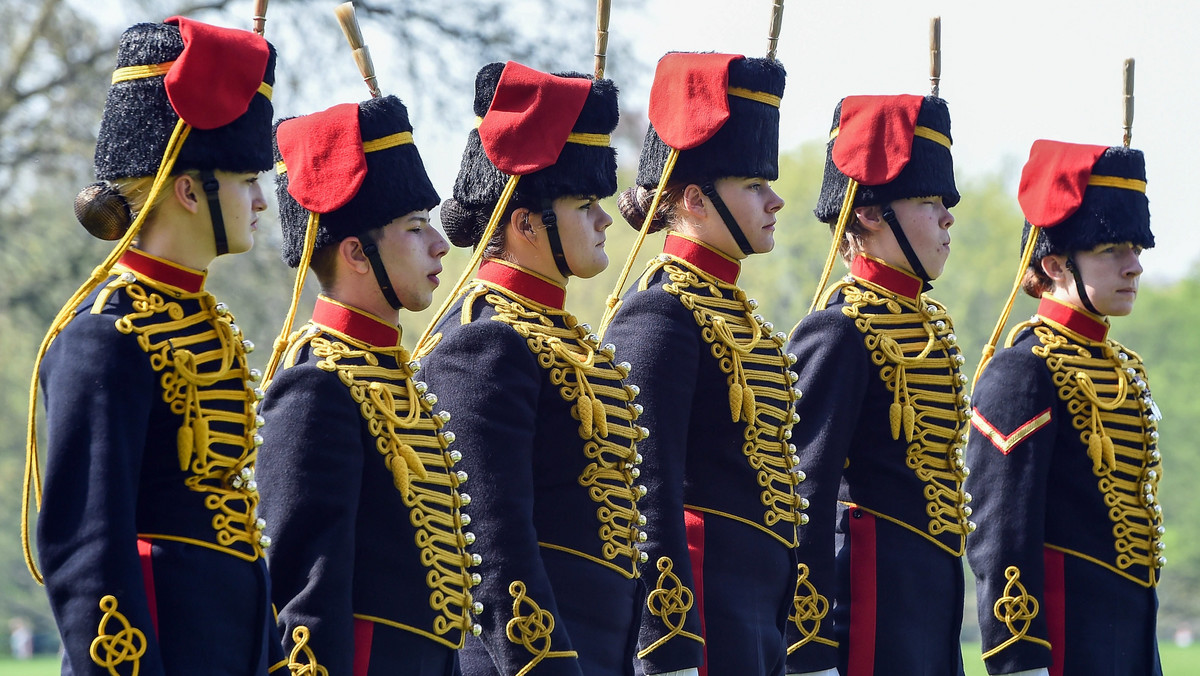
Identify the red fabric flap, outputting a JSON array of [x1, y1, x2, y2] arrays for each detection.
[[277, 103, 366, 213], [477, 61, 592, 175], [1018, 140, 1109, 228], [832, 94, 924, 185], [164, 17, 269, 130], [648, 53, 742, 151]]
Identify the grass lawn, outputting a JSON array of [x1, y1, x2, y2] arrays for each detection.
[[2, 644, 1198, 674]]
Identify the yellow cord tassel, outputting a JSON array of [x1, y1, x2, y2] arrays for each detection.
[[598, 148, 679, 339], [592, 394, 608, 437], [578, 395, 594, 438], [973, 231, 1039, 389], [729, 382, 744, 422], [417, 175, 521, 353], [889, 402, 902, 440], [23, 119, 192, 584], [263, 212, 321, 388]]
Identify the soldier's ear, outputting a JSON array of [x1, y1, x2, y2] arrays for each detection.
[[1040, 253, 1070, 286], [173, 174, 203, 215], [852, 205, 885, 233], [510, 208, 537, 243], [679, 184, 707, 220], [339, 236, 372, 276]]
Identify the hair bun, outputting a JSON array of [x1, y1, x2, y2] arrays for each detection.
[[440, 198, 488, 248], [75, 182, 132, 240], [618, 185, 669, 234]]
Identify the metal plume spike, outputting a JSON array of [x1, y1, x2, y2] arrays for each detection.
[[252, 0, 269, 36], [335, 2, 382, 98], [594, 0, 612, 79], [1123, 58, 1135, 148], [930, 16, 941, 97], [766, 0, 785, 61]]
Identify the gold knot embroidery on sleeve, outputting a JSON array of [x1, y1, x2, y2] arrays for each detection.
[[638, 556, 704, 657], [982, 566, 1050, 659], [89, 595, 147, 676], [505, 581, 577, 676], [286, 625, 328, 676], [787, 563, 835, 653]]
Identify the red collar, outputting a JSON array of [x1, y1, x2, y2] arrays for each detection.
[[477, 259, 567, 309], [1037, 295, 1109, 342], [664, 233, 740, 284], [852, 255, 923, 301], [116, 248, 206, 293], [312, 295, 401, 347]]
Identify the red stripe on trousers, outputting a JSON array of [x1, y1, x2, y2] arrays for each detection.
[[846, 507, 877, 676], [353, 618, 374, 676], [1044, 548, 1066, 676], [137, 538, 159, 635], [685, 509, 707, 676]]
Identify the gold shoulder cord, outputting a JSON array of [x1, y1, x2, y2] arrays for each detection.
[[102, 271, 268, 559], [467, 281, 645, 578], [834, 275, 973, 554], [1015, 318, 1165, 584], [277, 323, 476, 645], [646, 255, 805, 545]]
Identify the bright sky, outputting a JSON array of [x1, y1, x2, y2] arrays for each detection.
[[626, 0, 1200, 282]]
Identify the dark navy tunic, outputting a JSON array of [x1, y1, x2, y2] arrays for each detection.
[[420, 260, 645, 676], [784, 255, 971, 676], [605, 233, 805, 676], [37, 247, 280, 676], [966, 295, 1163, 676], [258, 295, 476, 676]]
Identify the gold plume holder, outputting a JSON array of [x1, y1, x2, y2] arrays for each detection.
[[594, 0, 612, 79], [1122, 58, 1135, 147], [335, 2, 383, 98], [929, 16, 941, 97]]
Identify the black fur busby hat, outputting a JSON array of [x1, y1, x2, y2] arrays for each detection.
[[1019, 142, 1153, 262], [273, 96, 440, 268], [441, 61, 619, 248], [634, 55, 786, 189], [814, 95, 958, 223], [93, 19, 276, 181]]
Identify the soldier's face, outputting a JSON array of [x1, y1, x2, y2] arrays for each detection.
[[709, 176, 785, 257], [889, 196, 954, 279], [551, 195, 612, 280], [375, 210, 449, 311], [1053, 242, 1144, 317], [213, 170, 267, 255]]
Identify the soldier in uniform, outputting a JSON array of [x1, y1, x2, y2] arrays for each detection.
[[418, 62, 645, 675], [784, 95, 971, 676], [24, 17, 281, 676], [602, 52, 805, 676], [966, 140, 1163, 676], [256, 95, 478, 675]]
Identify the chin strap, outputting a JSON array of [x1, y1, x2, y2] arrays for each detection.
[[881, 204, 930, 282], [358, 231, 404, 310], [1065, 256, 1100, 315], [700, 183, 756, 256], [541, 199, 573, 278], [198, 169, 228, 256]]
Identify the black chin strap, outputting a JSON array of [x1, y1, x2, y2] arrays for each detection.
[[1065, 256, 1100, 315], [199, 169, 228, 256], [540, 199, 573, 278], [358, 231, 404, 310], [700, 183, 756, 256], [881, 205, 930, 282]]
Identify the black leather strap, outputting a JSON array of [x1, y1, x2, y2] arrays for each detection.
[[199, 170, 228, 256], [358, 231, 404, 310], [1065, 256, 1100, 315], [700, 183, 755, 256], [881, 205, 930, 282], [541, 200, 573, 278]]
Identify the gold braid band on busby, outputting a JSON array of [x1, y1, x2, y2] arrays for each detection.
[[597, 53, 786, 337], [971, 140, 1152, 387], [264, 97, 438, 385], [416, 61, 619, 352], [23, 17, 276, 583]]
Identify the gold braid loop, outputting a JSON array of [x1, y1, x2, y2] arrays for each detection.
[[638, 557, 704, 657], [982, 566, 1050, 659], [286, 625, 329, 676], [89, 595, 147, 676], [505, 581, 577, 675]]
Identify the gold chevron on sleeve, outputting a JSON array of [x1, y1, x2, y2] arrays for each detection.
[[971, 407, 1052, 455]]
